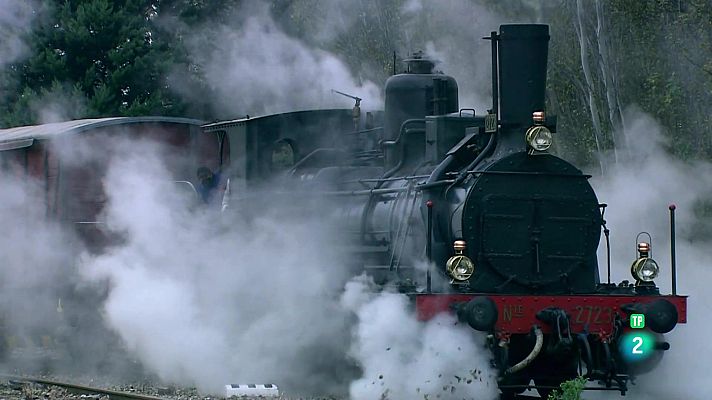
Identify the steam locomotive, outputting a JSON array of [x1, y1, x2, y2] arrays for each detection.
[[0, 22, 689, 399], [207, 24, 687, 398]]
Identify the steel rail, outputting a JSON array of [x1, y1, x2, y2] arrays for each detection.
[[1, 374, 164, 400]]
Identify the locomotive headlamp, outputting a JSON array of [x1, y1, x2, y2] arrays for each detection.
[[446, 240, 475, 282], [632, 258, 660, 282], [525, 125, 552, 152], [631, 241, 660, 282]]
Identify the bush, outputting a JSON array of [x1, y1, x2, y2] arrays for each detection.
[[547, 376, 587, 400]]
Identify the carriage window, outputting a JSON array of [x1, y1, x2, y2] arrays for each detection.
[[271, 140, 295, 170]]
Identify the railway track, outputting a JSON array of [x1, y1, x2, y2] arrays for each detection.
[[0, 374, 165, 400], [0, 374, 615, 400]]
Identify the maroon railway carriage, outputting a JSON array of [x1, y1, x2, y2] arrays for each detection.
[[0, 116, 214, 250]]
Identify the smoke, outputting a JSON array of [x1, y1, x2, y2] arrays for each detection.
[[275, 0, 535, 112], [171, 1, 381, 118], [290, 0, 365, 44], [168, 0, 536, 118], [76, 138, 357, 394], [0, 172, 74, 356], [0, 162, 130, 376], [31, 82, 89, 124], [342, 276, 499, 400], [66, 134, 504, 397], [589, 107, 712, 399], [398, 0, 537, 111], [0, 0, 37, 68]]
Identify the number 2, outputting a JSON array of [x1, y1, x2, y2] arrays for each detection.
[[632, 336, 643, 354]]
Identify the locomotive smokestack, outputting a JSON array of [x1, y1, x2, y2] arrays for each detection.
[[497, 24, 549, 130]]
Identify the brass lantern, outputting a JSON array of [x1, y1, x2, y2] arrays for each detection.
[[446, 240, 475, 282]]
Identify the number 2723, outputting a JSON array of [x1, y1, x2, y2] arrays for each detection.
[[574, 305, 613, 324]]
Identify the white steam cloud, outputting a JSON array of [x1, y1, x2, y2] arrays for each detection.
[[343, 276, 499, 400], [77, 139, 356, 394], [74, 138, 502, 397], [0, 165, 128, 376], [175, 2, 381, 117], [589, 107, 712, 399], [399, 0, 521, 111], [0, 173, 73, 355]]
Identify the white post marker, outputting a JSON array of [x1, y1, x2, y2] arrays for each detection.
[[224, 384, 279, 398]]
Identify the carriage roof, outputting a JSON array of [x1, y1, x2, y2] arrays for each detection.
[[0, 116, 203, 151]]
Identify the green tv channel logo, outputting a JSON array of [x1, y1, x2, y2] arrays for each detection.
[[630, 313, 645, 329]]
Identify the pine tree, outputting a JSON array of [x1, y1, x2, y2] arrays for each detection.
[[0, 0, 190, 126]]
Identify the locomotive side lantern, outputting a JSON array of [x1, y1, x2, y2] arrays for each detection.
[[631, 241, 660, 283], [446, 240, 475, 282]]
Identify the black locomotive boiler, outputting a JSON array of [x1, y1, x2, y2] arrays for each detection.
[[208, 24, 687, 398]]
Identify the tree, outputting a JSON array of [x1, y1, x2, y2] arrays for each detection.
[[0, 0, 193, 126]]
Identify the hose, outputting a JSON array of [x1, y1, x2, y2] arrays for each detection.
[[505, 326, 543, 375], [450, 130, 497, 187], [443, 131, 498, 200], [577, 333, 593, 377]]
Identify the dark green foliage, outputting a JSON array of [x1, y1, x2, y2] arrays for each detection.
[[2, 0, 174, 125], [543, 0, 712, 164], [0, 0, 241, 126], [547, 376, 586, 400]]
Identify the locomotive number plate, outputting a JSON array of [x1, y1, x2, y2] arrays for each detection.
[[573, 305, 614, 325], [484, 113, 498, 133]]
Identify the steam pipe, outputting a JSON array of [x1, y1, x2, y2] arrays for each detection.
[[425, 154, 455, 186], [426, 200, 433, 293], [416, 180, 456, 190], [605, 227, 611, 284], [385, 119, 426, 148], [505, 326, 543, 375], [380, 119, 426, 182], [600, 203, 611, 284], [669, 204, 677, 295], [324, 187, 410, 196], [448, 131, 497, 190], [490, 31, 499, 115], [393, 51, 397, 75]]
